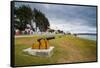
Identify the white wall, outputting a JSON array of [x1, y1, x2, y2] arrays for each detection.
[[0, 0, 99, 68]]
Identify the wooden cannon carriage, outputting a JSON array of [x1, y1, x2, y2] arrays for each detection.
[[32, 36, 55, 49]]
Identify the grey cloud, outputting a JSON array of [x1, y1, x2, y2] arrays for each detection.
[[15, 2, 97, 33]]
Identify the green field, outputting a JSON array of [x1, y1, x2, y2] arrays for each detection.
[[15, 35, 97, 66]]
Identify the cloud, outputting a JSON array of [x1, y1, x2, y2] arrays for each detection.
[[50, 19, 96, 33], [15, 2, 97, 33]]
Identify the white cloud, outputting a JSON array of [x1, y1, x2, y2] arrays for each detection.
[[50, 19, 96, 33]]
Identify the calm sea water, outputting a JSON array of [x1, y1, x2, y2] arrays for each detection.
[[77, 35, 97, 41]]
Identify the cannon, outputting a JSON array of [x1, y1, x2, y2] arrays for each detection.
[[23, 36, 55, 57], [32, 36, 55, 49]]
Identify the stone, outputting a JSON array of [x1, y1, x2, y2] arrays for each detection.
[[23, 46, 54, 57]]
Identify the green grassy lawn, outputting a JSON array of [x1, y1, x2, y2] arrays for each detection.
[[14, 35, 97, 66]]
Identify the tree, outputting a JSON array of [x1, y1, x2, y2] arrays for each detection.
[[14, 5, 34, 31], [14, 5, 50, 32], [57, 30, 64, 34], [33, 8, 50, 32], [48, 29, 55, 33]]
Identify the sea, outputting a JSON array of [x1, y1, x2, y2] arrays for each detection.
[[77, 35, 97, 41]]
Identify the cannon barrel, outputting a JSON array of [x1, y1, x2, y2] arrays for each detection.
[[37, 36, 55, 42], [46, 36, 55, 40]]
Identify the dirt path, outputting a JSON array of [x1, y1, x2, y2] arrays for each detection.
[[57, 40, 96, 63]]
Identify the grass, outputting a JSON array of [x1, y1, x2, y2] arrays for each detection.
[[14, 35, 97, 66]]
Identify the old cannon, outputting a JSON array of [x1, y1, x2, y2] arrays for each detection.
[[32, 36, 55, 49], [23, 36, 55, 57]]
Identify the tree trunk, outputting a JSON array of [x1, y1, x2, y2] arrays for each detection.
[[29, 20, 35, 31]]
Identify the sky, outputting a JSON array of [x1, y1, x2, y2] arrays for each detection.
[[15, 2, 97, 33]]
